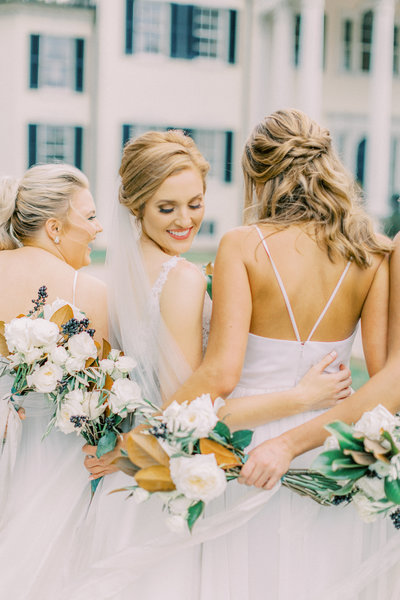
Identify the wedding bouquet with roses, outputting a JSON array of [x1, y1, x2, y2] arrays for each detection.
[[0, 286, 142, 493], [281, 405, 400, 530], [112, 393, 253, 532]]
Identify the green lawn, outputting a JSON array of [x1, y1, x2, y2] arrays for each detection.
[[350, 357, 369, 390]]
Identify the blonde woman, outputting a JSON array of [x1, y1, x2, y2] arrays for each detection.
[[169, 110, 391, 599], [0, 164, 106, 600]]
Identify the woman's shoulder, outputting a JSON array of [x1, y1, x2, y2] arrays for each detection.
[[166, 257, 206, 290]]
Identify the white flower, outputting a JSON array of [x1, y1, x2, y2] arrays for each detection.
[[65, 356, 86, 375], [26, 361, 63, 393], [99, 359, 115, 374], [163, 394, 220, 439], [43, 298, 85, 321], [24, 347, 44, 365], [165, 514, 188, 533], [115, 355, 137, 373], [369, 460, 395, 478], [352, 492, 381, 523], [29, 318, 60, 349], [132, 487, 151, 504], [81, 390, 106, 420], [50, 346, 69, 366], [68, 332, 97, 361], [5, 317, 34, 353], [356, 476, 385, 500], [354, 405, 400, 441], [323, 435, 340, 451], [170, 454, 227, 503], [109, 349, 120, 361], [167, 493, 194, 515], [56, 390, 86, 434], [109, 378, 142, 414]]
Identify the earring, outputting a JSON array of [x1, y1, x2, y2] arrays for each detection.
[[54, 236, 60, 245]]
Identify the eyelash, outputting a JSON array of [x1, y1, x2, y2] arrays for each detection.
[[88, 215, 97, 221], [159, 203, 202, 214]]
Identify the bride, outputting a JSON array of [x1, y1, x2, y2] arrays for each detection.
[[169, 109, 391, 599], [78, 129, 352, 599], [0, 163, 106, 600]]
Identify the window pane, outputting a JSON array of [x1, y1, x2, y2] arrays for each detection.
[[360, 11, 373, 72], [133, 1, 166, 54], [294, 14, 301, 67], [36, 125, 75, 164], [39, 36, 74, 88], [343, 20, 353, 71]]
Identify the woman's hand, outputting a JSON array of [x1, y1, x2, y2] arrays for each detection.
[[82, 434, 127, 480], [238, 435, 294, 490], [295, 351, 352, 411]]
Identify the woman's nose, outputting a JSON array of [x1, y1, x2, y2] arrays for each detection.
[[175, 209, 192, 228]]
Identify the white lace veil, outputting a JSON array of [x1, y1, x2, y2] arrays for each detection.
[[106, 200, 192, 407]]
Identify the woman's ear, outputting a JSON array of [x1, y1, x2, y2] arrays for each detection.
[[45, 217, 63, 243]]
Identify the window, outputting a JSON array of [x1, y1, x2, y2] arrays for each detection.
[[198, 220, 216, 236], [122, 124, 234, 183], [293, 14, 301, 67], [28, 124, 83, 169], [394, 26, 400, 75], [125, 1, 237, 64], [360, 11, 373, 72], [29, 35, 85, 91], [356, 138, 367, 187], [343, 19, 353, 71]]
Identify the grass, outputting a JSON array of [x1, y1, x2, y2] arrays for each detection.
[[350, 357, 369, 390]]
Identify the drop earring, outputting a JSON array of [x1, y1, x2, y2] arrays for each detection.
[[54, 236, 60, 245]]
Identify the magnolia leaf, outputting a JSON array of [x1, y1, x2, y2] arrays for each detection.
[[363, 438, 390, 462], [212, 421, 231, 443], [231, 429, 253, 451], [102, 338, 112, 360], [381, 431, 400, 455], [331, 457, 367, 470], [0, 333, 10, 358], [96, 430, 117, 458], [187, 500, 205, 532], [126, 430, 170, 469], [199, 438, 241, 469], [50, 304, 74, 328], [343, 449, 376, 465], [104, 374, 114, 391], [204, 262, 214, 276], [0, 321, 5, 336], [85, 357, 96, 368], [135, 465, 176, 492], [91, 478, 102, 495], [312, 450, 367, 479], [325, 422, 365, 452], [111, 457, 140, 478], [384, 478, 400, 504], [94, 340, 101, 357]]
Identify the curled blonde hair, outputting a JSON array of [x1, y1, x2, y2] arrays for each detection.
[[242, 109, 391, 267], [0, 163, 89, 250], [119, 130, 209, 217]]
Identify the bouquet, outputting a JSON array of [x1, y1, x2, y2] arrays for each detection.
[[281, 405, 400, 529], [0, 286, 141, 492], [113, 394, 253, 532]]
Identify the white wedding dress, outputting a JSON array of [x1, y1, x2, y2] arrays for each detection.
[[0, 274, 92, 600], [198, 226, 398, 600]]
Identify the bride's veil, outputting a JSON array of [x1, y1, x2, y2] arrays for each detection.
[[106, 200, 192, 407]]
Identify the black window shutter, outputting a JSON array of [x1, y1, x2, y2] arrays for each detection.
[[126, 0, 134, 54], [30, 35, 40, 89], [28, 124, 37, 167], [170, 4, 194, 59], [122, 124, 131, 148], [75, 126, 83, 169], [228, 11, 237, 64], [75, 38, 85, 92], [224, 131, 233, 183]]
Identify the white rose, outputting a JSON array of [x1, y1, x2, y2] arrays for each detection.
[[24, 347, 44, 365], [68, 332, 97, 361], [132, 487, 151, 504], [352, 492, 380, 523], [165, 514, 188, 533], [43, 298, 86, 321], [356, 476, 385, 500], [29, 318, 60, 349], [50, 346, 69, 366], [5, 317, 34, 353], [163, 394, 219, 438], [115, 355, 137, 373], [56, 390, 86, 434], [99, 359, 115, 374], [109, 349, 120, 361], [81, 390, 106, 420], [354, 405, 400, 441], [170, 454, 227, 503], [168, 493, 194, 515], [7, 353, 25, 368], [65, 356, 86, 374], [26, 361, 63, 393], [109, 378, 142, 414]]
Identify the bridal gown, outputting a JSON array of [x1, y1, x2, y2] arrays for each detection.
[[198, 226, 397, 600], [0, 273, 92, 600]]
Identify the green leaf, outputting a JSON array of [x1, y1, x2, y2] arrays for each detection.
[[91, 477, 102, 495], [187, 500, 205, 532], [231, 429, 253, 451], [96, 430, 117, 458], [312, 450, 368, 480], [325, 421, 365, 452], [206, 274, 212, 299], [381, 431, 400, 455], [384, 478, 400, 504], [213, 421, 231, 443]]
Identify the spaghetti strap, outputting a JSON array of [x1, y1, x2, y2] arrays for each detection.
[[306, 261, 351, 342], [72, 271, 78, 306], [255, 225, 301, 342]]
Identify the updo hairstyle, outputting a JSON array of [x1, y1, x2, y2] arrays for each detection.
[[242, 108, 391, 267], [0, 163, 89, 250], [119, 130, 209, 218]]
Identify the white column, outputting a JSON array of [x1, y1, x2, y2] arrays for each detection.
[[298, 0, 325, 121], [270, 0, 293, 111], [366, 0, 395, 220]]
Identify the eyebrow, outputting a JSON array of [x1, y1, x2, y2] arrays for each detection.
[[156, 194, 203, 204]]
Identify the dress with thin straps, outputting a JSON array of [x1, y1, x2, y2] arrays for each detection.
[[199, 226, 395, 600]]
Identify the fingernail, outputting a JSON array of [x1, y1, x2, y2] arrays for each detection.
[[329, 350, 337, 358]]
